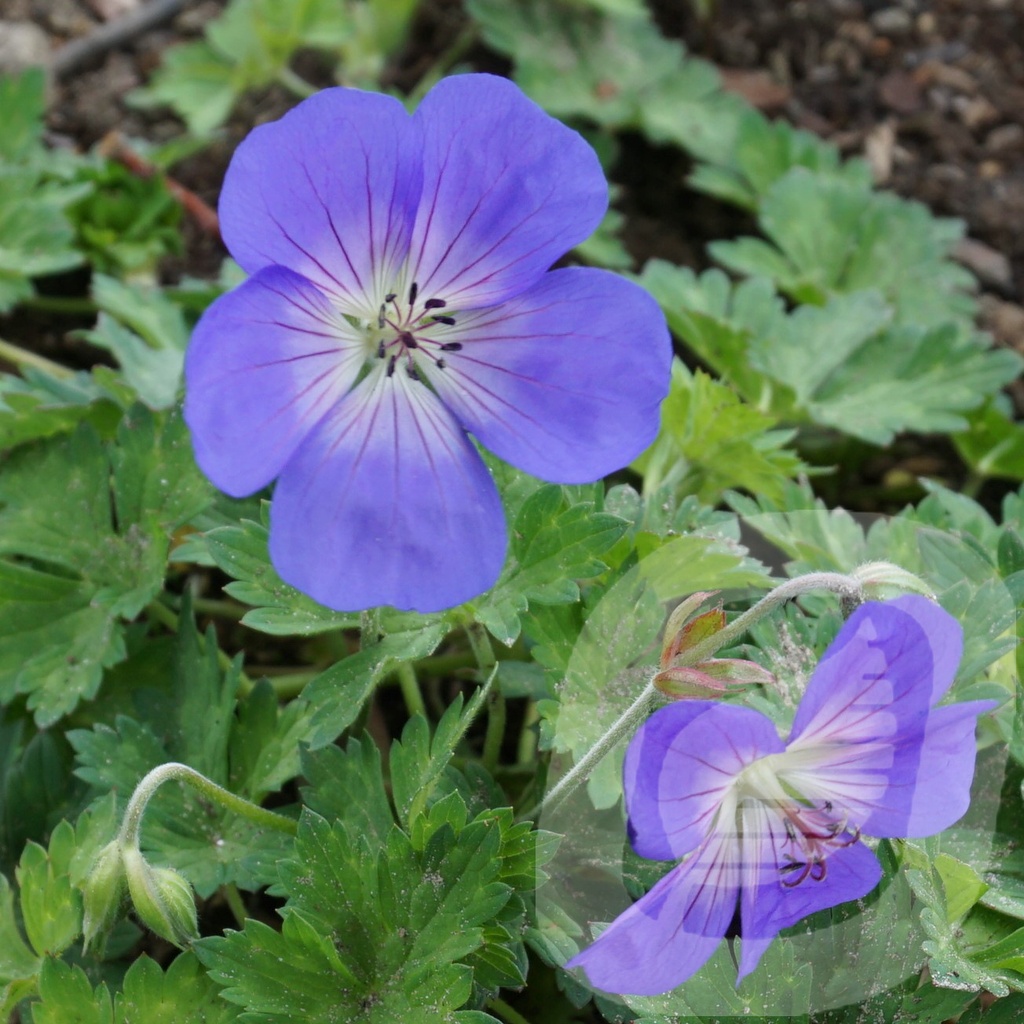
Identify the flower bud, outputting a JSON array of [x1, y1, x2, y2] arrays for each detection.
[[123, 846, 198, 948], [852, 561, 934, 601], [81, 840, 126, 953]]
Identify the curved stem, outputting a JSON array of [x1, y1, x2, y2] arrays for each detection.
[[523, 571, 866, 821], [118, 762, 298, 852]]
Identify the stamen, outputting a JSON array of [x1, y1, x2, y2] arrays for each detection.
[[440, 342, 462, 352], [424, 298, 446, 310], [386, 355, 397, 378], [436, 358, 446, 369], [406, 364, 420, 381], [377, 340, 386, 359], [431, 315, 457, 326], [385, 292, 397, 303], [399, 331, 418, 349], [408, 282, 418, 306], [377, 304, 386, 329]]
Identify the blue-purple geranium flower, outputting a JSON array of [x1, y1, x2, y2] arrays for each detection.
[[184, 74, 670, 612], [568, 595, 996, 996]]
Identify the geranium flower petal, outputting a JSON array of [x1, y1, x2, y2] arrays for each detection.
[[218, 88, 422, 316], [789, 597, 962, 750], [567, 829, 740, 996], [850, 698, 997, 837], [268, 365, 506, 612], [736, 801, 881, 982], [184, 265, 364, 496], [423, 267, 671, 482], [625, 702, 785, 862], [407, 75, 607, 310]]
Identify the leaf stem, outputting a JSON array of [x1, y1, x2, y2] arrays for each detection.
[[221, 882, 249, 928], [277, 66, 318, 98], [523, 571, 866, 820], [396, 661, 427, 719], [487, 997, 533, 1024], [0, 337, 74, 380]]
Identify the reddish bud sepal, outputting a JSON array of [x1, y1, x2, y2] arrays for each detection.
[[655, 594, 775, 700]]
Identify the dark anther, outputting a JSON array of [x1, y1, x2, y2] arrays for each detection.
[[440, 342, 462, 352], [408, 282, 419, 306], [399, 331, 418, 349], [406, 365, 420, 381], [424, 298, 446, 310], [436, 358, 446, 370], [377, 340, 386, 359], [385, 292, 397, 303], [784, 820, 797, 842], [823, 800, 833, 812], [377, 304, 386, 329], [431, 315, 457, 326], [386, 355, 397, 378]]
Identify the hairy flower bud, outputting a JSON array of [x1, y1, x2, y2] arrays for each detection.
[[123, 847, 198, 948], [81, 840, 126, 953]]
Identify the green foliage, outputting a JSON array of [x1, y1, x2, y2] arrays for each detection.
[[197, 725, 555, 1022], [66, 160, 182, 276], [79, 274, 192, 410], [633, 359, 804, 504], [0, 71, 89, 312], [687, 107, 872, 210], [467, 0, 745, 162], [132, 0, 418, 133], [709, 168, 977, 329], [473, 484, 628, 644], [0, 407, 210, 725], [640, 262, 1022, 444], [69, 607, 302, 895]]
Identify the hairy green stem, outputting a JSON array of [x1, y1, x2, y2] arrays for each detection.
[[118, 762, 298, 852], [523, 572, 867, 821]]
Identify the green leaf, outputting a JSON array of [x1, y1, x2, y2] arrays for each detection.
[[0, 69, 47, 163], [0, 407, 211, 724], [200, 505, 358, 636], [639, 533, 772, 603], [302, 621, 448, 748], [32, 959, 112, 1024], [641, 261, 1021, 445], [688, 106, 870, 210], [955, 402, 1024, 482], [78, 275, 190, 409], [0, 872, 39, 986], [474, 485, 627, 645], [935, 853, 990, 923], [633, 360, 804, 504], [0, 369, 117, 451], [301, 739, 396, 844], [131, 0, 350, 133], [711, 168, 978, 327], [467, 0, 744, 162], [0, 167, 84, 312], [197, 808, 511, 1022], [114, 952, 241, 1023], [16, 821, 81, 958]]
